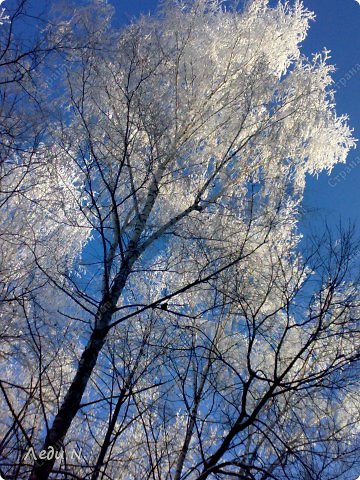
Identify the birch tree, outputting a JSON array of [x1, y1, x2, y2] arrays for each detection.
[[0, 1, 359, 479]]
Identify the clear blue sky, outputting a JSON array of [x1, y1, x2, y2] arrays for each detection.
[[112, 0, 360, 236], [300, 0, 360, 235]]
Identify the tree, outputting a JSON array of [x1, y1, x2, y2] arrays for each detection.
[[0, 1, 359, 479], [0, 0, 52, 196]]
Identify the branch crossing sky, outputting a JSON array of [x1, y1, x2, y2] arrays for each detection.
[[112, 0, 360, 235], [16, 0, 360, 234]]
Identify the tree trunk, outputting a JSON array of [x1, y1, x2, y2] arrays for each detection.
[[29, 164, 173, 479], [29, 262, 133, 480], [29, 322, 110, 479]]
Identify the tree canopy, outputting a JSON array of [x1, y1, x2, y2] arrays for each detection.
[[0, 1, 359, 479]]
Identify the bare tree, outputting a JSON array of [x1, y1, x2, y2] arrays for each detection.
[[0, 1, 359, 479]]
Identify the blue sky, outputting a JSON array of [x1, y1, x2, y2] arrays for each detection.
[[301, 0, 360, 234], [111, 0, 360, 236]]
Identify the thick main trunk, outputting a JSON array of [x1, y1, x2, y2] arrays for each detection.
[[29, 263, 133, 480], [28, 162, 175, 479], [29, 323, 110, 480]]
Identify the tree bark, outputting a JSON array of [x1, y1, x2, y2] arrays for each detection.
[[29, 163, 166, 479], [29, 320, 110, 479], [28, 263, 132, 479]]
